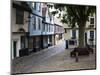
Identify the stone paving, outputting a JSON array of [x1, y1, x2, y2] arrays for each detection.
[[11, 40, 96, 74]]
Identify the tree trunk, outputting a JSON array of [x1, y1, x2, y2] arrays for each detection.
[[78, 23, 85, 48]]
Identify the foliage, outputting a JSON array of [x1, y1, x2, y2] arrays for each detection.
[[49, 4, 96, 28], [48, 3, 96, 47]]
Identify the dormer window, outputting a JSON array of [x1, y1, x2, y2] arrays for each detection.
[[32, 2, 36, 9]]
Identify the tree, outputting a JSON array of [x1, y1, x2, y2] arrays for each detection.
[[49, 4, 96, 48]]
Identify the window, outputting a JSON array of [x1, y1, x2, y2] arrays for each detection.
[[32, 3, 35, 7], [32, 2, 36, 9], [43, 17, 46, 21], [38, 18, 41, 30], [90, 18, 94, 24], [72, 30, 76, 39], [32, 2, 41, 11], [64, 28, 67, 33], [39, 3, 41, 11], [43, 22, 45, 31], [89, 25, 94, 28], [37, 3, 41, 11], [49, 25, 50, 32], [16, 9, 24, 24], [90, 31, 94, 39], [58, 26, 59, 32], [46, 24, 48, 32], [55, 26, 57, 32], [50, 25, 53, 32], [32, 16, 36, 30]]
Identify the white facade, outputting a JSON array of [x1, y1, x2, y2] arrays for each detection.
[[63, 14, 96, 48], [11, 2, 30, 59]]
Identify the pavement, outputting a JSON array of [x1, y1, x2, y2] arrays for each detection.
[[11, 39, 96, 74]]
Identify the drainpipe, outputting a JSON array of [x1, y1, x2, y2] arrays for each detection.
[[27, 13, 31, 53]]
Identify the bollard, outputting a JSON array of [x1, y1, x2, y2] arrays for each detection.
[[75, 52, 79, 62]]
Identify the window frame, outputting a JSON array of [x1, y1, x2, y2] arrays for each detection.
[[90, 31, 94, 39], [16, 9, 24, 24], [72, 30, 76, 39]]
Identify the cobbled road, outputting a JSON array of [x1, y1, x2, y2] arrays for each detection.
[[11, 39, 96, 74]]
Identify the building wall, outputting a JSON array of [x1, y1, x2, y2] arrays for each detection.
[[29, 15, 42, 36], [42, 3, 55, 35], [64, 30, 71, 40], [29, 2, 42, 36], [28, 2, 44, 51], [11, 2, 30, 59], [41, 3, 55, 47], [11, 8, 29, 33], [63, 14, 96, 48]]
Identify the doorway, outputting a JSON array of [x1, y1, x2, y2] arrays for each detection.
[[85, 33, 87, 45], [21, 36, 25, 48], [13, 41, 17, 58]]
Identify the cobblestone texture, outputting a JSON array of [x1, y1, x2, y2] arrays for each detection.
[[11, 39, 96, 73]]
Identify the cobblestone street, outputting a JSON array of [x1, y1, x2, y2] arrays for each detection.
[[11, 39, 96, 74]]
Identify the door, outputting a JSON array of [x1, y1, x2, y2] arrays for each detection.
[[13, 41, 17, 58], [21, 36, 25, 48], [85, 33, 87, 45]]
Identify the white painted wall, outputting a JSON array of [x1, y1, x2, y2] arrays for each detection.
[[11, 6, 29, 59], [63, 15, 96, 47], [64, 29, 96, 46], [64, 30, 71, 40]]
